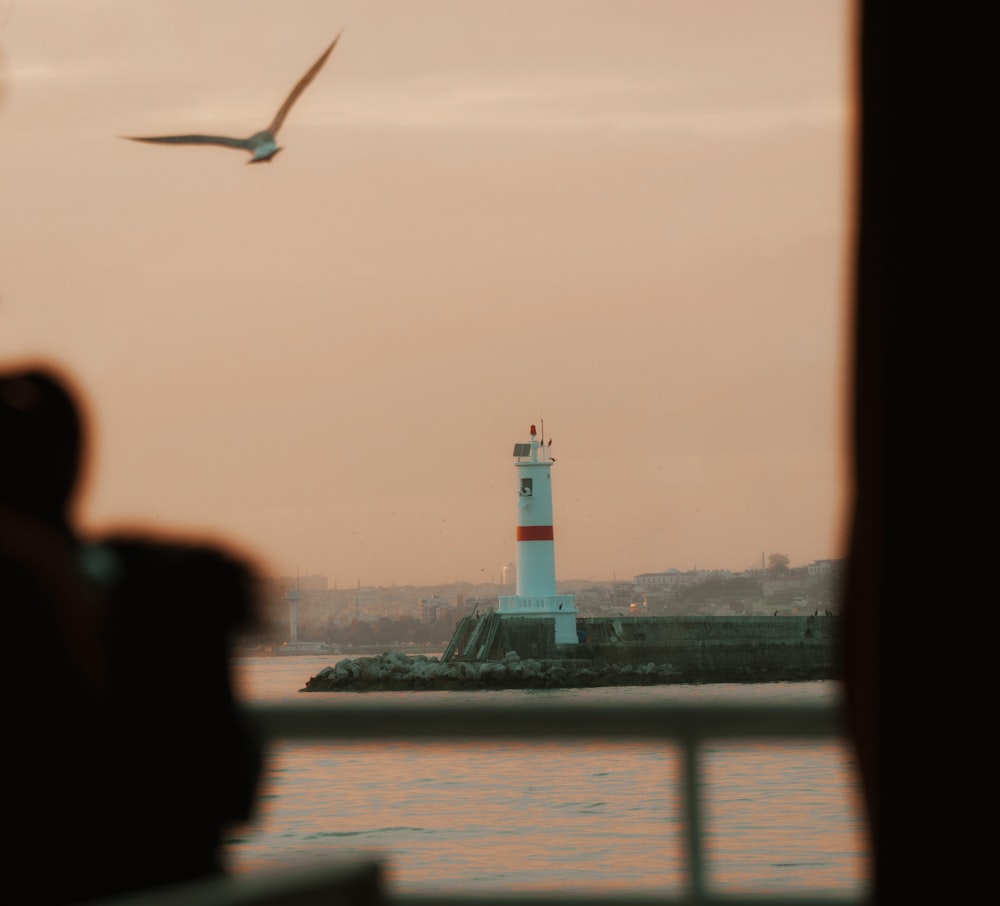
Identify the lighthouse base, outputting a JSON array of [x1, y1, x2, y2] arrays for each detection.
[[497, 594, 577, 644]]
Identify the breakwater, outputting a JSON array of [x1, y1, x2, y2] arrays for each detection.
[[301, 614, 839, 692]]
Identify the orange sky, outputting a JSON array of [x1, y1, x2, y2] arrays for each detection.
[[1, 1, 852, 586]]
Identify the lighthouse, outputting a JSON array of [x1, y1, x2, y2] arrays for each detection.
[[497, 424, 577, 644], [285, 584, 302, 644]]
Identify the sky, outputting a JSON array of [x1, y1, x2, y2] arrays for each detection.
[[0, 0, 852, 586]]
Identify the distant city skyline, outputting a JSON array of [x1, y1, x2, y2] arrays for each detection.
[[271, 552, 843, 591]]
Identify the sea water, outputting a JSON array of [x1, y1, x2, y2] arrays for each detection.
[[228, 655, 870, 898]]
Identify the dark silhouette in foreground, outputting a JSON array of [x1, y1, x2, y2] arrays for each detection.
[[1, 366, 262, 902], [843, 4, 993, 902], [92, 534, 262, 896], [1, 368, 108, 904]]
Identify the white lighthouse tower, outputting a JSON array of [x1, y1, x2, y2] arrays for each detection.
[[285, 584, 301, 645], [497, 424, 577, 644]]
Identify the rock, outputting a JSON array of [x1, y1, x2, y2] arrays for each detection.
[[300, 652, 711, 693], [296, 648, 837, 693]]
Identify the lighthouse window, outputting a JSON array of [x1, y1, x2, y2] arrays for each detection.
[[520, 478, 533, 497]]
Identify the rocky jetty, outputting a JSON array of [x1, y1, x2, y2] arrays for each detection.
[[300, 651, 832, 692], [301, 651, 683, 692]]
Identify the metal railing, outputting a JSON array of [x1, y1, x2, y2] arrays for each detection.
[[246, 699, 866, 906]]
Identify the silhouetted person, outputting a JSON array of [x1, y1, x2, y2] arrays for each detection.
[[90, 531, 262, 896], [1, 365, 262, 902], [843, 4, 993, 902], [1, 367, 108, 904]]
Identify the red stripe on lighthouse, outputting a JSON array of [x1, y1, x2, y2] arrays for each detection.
[[517, 525, 554, 541]]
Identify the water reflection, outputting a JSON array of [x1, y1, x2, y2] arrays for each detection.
[[229, 658, 868, 896], [705, 743, 868, 894], [235, 739, 684, 895]]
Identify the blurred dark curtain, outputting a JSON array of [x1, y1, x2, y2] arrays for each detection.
[[844, 2, 995, 901]]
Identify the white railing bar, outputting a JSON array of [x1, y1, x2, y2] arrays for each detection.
[[246, 701, 856, 905], [246, 701, 843, 743], [88, 883, 859, 906], [395, 895, 859, 906]]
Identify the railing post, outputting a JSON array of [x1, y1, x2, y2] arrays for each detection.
[[682, 739, 706, 903]]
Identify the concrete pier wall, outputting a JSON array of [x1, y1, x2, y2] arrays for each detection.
[[443, 614, 839, 680]]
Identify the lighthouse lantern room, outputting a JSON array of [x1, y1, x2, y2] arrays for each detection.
[[497, 424, 577, 644]]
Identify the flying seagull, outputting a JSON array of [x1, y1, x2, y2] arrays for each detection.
[[124, 32, 342, 163]]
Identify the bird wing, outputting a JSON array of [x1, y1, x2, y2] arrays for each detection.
[[123, 134, 252, 151], [266, 31, 342, 137]]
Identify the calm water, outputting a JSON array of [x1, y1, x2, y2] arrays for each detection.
[[228, 655, 870, 898]]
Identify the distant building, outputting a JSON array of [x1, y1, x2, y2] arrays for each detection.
[[807, 558, 845, 576], [420, 595, 447, 623], [500, 562, 516, 586], [634, 569, 713, 588]]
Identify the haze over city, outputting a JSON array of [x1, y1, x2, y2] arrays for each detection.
[[1, 0, 851, 586]]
